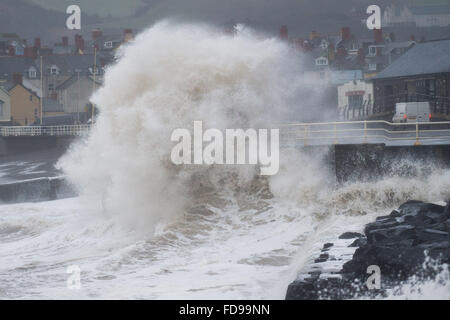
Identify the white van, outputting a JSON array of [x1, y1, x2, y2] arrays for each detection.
[[392, 102, 431, 123]]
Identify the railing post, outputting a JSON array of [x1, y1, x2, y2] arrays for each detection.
[[364, 120, 367, 144], [304, 125, 308, 146], [333, 123, 337, 145], [414, 122, 421, 146]]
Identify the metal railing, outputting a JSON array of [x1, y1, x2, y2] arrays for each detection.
[[374, 93, 450, 115], [2, 121, 450, 147], [0, 125, 91, 137], [280, 120, 450, 146]]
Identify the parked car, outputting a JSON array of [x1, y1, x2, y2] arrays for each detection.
[[392, 102, 431, 123]]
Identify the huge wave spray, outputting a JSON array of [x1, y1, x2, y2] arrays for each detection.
[[58, 22, 320, 232]]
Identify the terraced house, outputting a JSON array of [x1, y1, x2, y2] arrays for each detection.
[[2, 75, 41, 126], [0, 86, 11, 125]]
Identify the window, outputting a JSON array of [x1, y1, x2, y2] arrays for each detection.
[[105, 41, 113, 48], [48, 83, 54, 91], [89, 67, 99, 75], [29, 68, 37, 78], [50, 65, 58, 75], [427, 16, 438, 25], [348, 95, 363, 109], [369, 46, 377, 56], [29, 95, 33, 101], [369, 63, 377, 71], [0, 100, 3, 117], [316, 57, 328, 66]]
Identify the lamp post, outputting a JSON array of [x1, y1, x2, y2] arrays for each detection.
[[92, 47, 97, 124], [75, 68, 81, 124], [40, 55, 43, 125]]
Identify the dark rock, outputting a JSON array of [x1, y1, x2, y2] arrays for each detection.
[[349, 237, 367, 247], [444, 200, 450, 217], [323, 243, 334, 249], [388, 210, 402, 218], [286, 200, 450, 300], [286, 277, 358, 300], [339, 232, 364, 239]]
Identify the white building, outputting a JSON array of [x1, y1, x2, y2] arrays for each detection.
[[337, 80, 374, 120], [383, 5, 450, 28]]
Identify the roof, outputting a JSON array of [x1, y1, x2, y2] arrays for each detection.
[[330, 69, 363, 85], [40, 54, 102, 75], [411, 5, 450, 15], [56, 74, 102, 90], [0, 85, 10, 96], [0, 33, 24, 44], [0, 81, 15, 91], [93, 34, 122, 44], [42, 98, 64, 112], [374, 39, 450, 79], [384, 41, 416, 52], [0, 57, 36, 78], [7, 83, 39, 97]]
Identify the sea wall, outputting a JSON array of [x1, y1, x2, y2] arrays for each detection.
[[0, 136, 75, 157], [333, 144, 450, 183], [0, 177, 76, 204]]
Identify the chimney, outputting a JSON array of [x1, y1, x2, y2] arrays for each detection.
[[34, 38, 41, 49], [24, 47, 37, 59], [62, 36, 69, 47], [341, 27, 351, 41], [374, 28, 383, 44], [376, 47, 382, 57], [74, 34, 85, 52], [302, 40, 313, 52], [124, 29, 133, 42], [92, 28, 102, 41], [280, 25, 288, 41], [8, 45, 15, 56], [293, 38, 303, 51], [12, 73, 23, 86], [310, 31, 319, 41]]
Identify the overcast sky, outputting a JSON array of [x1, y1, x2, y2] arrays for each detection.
[[8, 0, 450, 42]]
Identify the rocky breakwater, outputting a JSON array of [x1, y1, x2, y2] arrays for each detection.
[[286, 200, 450, 299]]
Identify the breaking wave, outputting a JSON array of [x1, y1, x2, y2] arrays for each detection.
[[57, 21, 323, 233]]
